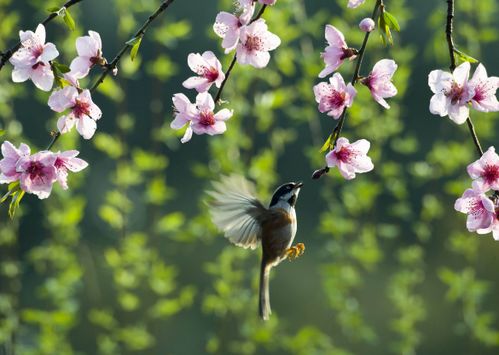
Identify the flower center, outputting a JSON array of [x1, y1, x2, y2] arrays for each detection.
[[54, 157, 65, 169], [32, 45, 44, 58], [327, 90, 346, 108], [468, 199, 487, 216], [245, 35, 262, 51], [199, 111, 215, 126], [335, 146, 354, 163], [203, 66, 220, 82], [483, 164, 499, 185], [26, 161, 44, 180], [448, 82, 464, 105], [72, 99, 91, 119]]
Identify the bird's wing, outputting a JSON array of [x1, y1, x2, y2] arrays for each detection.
[[207, 175, 266, 250]]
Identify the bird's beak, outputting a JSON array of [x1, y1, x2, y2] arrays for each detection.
[[294, 182, 303, 189]]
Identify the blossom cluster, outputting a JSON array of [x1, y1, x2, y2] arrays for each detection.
[[0, 141, 87, 199], [2, 24, 108, 202], [428, 62, 499, 124], [170, 0, 280, 143], [313, 10, 397, 180]]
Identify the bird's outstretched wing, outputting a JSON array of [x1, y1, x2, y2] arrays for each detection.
[[207, 175, 267, 250]]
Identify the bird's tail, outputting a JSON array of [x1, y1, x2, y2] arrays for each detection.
[[259, 259, 272, 321]]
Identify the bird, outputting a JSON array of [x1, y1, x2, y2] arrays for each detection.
[[207, 175, 304, 320]]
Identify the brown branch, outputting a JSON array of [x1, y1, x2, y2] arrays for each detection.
[[47, 0, 176, 150], [0, 0, 85, 71], [445, 0, 483, 157]]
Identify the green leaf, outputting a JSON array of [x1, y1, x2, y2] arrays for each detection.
[[0, 129, 5, 136], [319, 134, 333, 153], [383, 11, 400, 32], [129, 37, 143, 62], [63, 8, 76, 31], [454, 49, 479, 64], [46, 6, 60, 13], [8, 190, 25, 219], [1, 182, 20, 204]]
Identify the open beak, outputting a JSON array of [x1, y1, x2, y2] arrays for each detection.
[[294, 182, 303, 189]]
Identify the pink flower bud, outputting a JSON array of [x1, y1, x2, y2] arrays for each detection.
[[359, 18, 375, 32]]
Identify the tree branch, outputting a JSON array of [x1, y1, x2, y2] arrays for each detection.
[[0, 0, 85, 71], [445, 0, 483, 157], [47, 0, 176, 150]]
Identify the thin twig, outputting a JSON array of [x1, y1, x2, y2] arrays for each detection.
[[445, 0, 483, 157], [0, 0, 85, 71], [212, 4, 267, 105], [46, 0, 176, 150]]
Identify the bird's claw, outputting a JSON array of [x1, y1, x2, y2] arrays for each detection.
[[285, 243, 305, 260]]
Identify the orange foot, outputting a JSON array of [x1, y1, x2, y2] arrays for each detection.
[[285, 243, 305, 260]]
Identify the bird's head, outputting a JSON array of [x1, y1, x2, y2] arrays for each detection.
[[269, 181, 303, 209]]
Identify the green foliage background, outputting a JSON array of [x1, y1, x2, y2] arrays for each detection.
[[0, 0, 499, 354]]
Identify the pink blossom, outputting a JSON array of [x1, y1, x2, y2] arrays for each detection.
[[313, 73, 357, 119], [319, 25, 357, 78], [170, 93, 233, 143], [9, 24, 59, 91], [468, 63, 499, 112], [477, 204, 499, 240], [325, 137, 374, 180], [348, 0, 366, 8], [361, 59, 398, 109], [213, 8, 253, 54], [454, 182, 495, 232], [70, 30, 104, 79], [48, 86, 102, 139], [467, 146, 499, 192], [359, 18, 375, 32], [0, 141, 31, 184], [182, 51, 225, 93], [17, 151, 57, 199], [428, 61, 474, 124], [53, 150, 88, 189], [236, 19, 281, 68]]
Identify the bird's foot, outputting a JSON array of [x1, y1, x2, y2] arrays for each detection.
[[285, 243, 305, 261]]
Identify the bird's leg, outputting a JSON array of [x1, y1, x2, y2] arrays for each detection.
[[284, 243, 305, 260]]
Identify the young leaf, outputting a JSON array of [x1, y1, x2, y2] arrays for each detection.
[[8, 190, 25, 219], [454, 49, 479, 64], [384, 11, 400, 32], [130, 37, 143, 62], [1, 182, 20, 204], [63, 8, 76, 31], [320, 134, 333, 153], [47, 6, 60, 13]]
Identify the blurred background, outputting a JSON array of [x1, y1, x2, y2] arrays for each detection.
[[1, 0, 499, 354]]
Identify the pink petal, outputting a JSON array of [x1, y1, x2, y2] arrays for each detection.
[[70, 56, 92, 79], [34, 24, 46, 44], [182, 76, 211, 92], [48, 86, 78, 112], [196, 92, 215, 112], [324, 25, 347, 48], [180, 126, 193, 143], [429, 93, 448, 116], [30, 65, 54, 91], [428, 69, 453, 93], [453, 61, 470, 86], [11, 67, 30, 83], [76, 35, 98, 58], [447, 103, 469, 124], [76, 116, 97, 139], [57, 115, 75, 134], [214, 108, 233, 121], [40, 43, 59, 62]]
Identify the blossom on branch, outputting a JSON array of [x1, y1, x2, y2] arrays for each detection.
[[48, 86, 102, 139], [428, 61, 473, 124], [54, 150, 88, 190], [468, 63, 499, 113], [236, 19, 281, 68], [70, 30, 105, 79], [171, 92, 233, 143], [313, 73, 357, 119], [0, 141, 30, 184], [183, 51, 225, 93], [16, 151, 58, 199], [325, 137, 374, 180], [319, 25, 357, 78], [214, 8, 253, 53], [454, 181, 495, 232], [359, 18, 375, 32], [467, 146, 499, 192], [9, 24, 59, 91], [361, 59, 398, 109]]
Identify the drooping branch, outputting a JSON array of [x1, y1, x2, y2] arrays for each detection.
[[445, 0, 483, 157], [47, 0, 176, 150], [0, 0, 85, 71], [213, 4, 267, 105], [312, 0, 382, 179]]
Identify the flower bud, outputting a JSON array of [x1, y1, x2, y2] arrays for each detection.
[[359, 18, 375, 32]]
